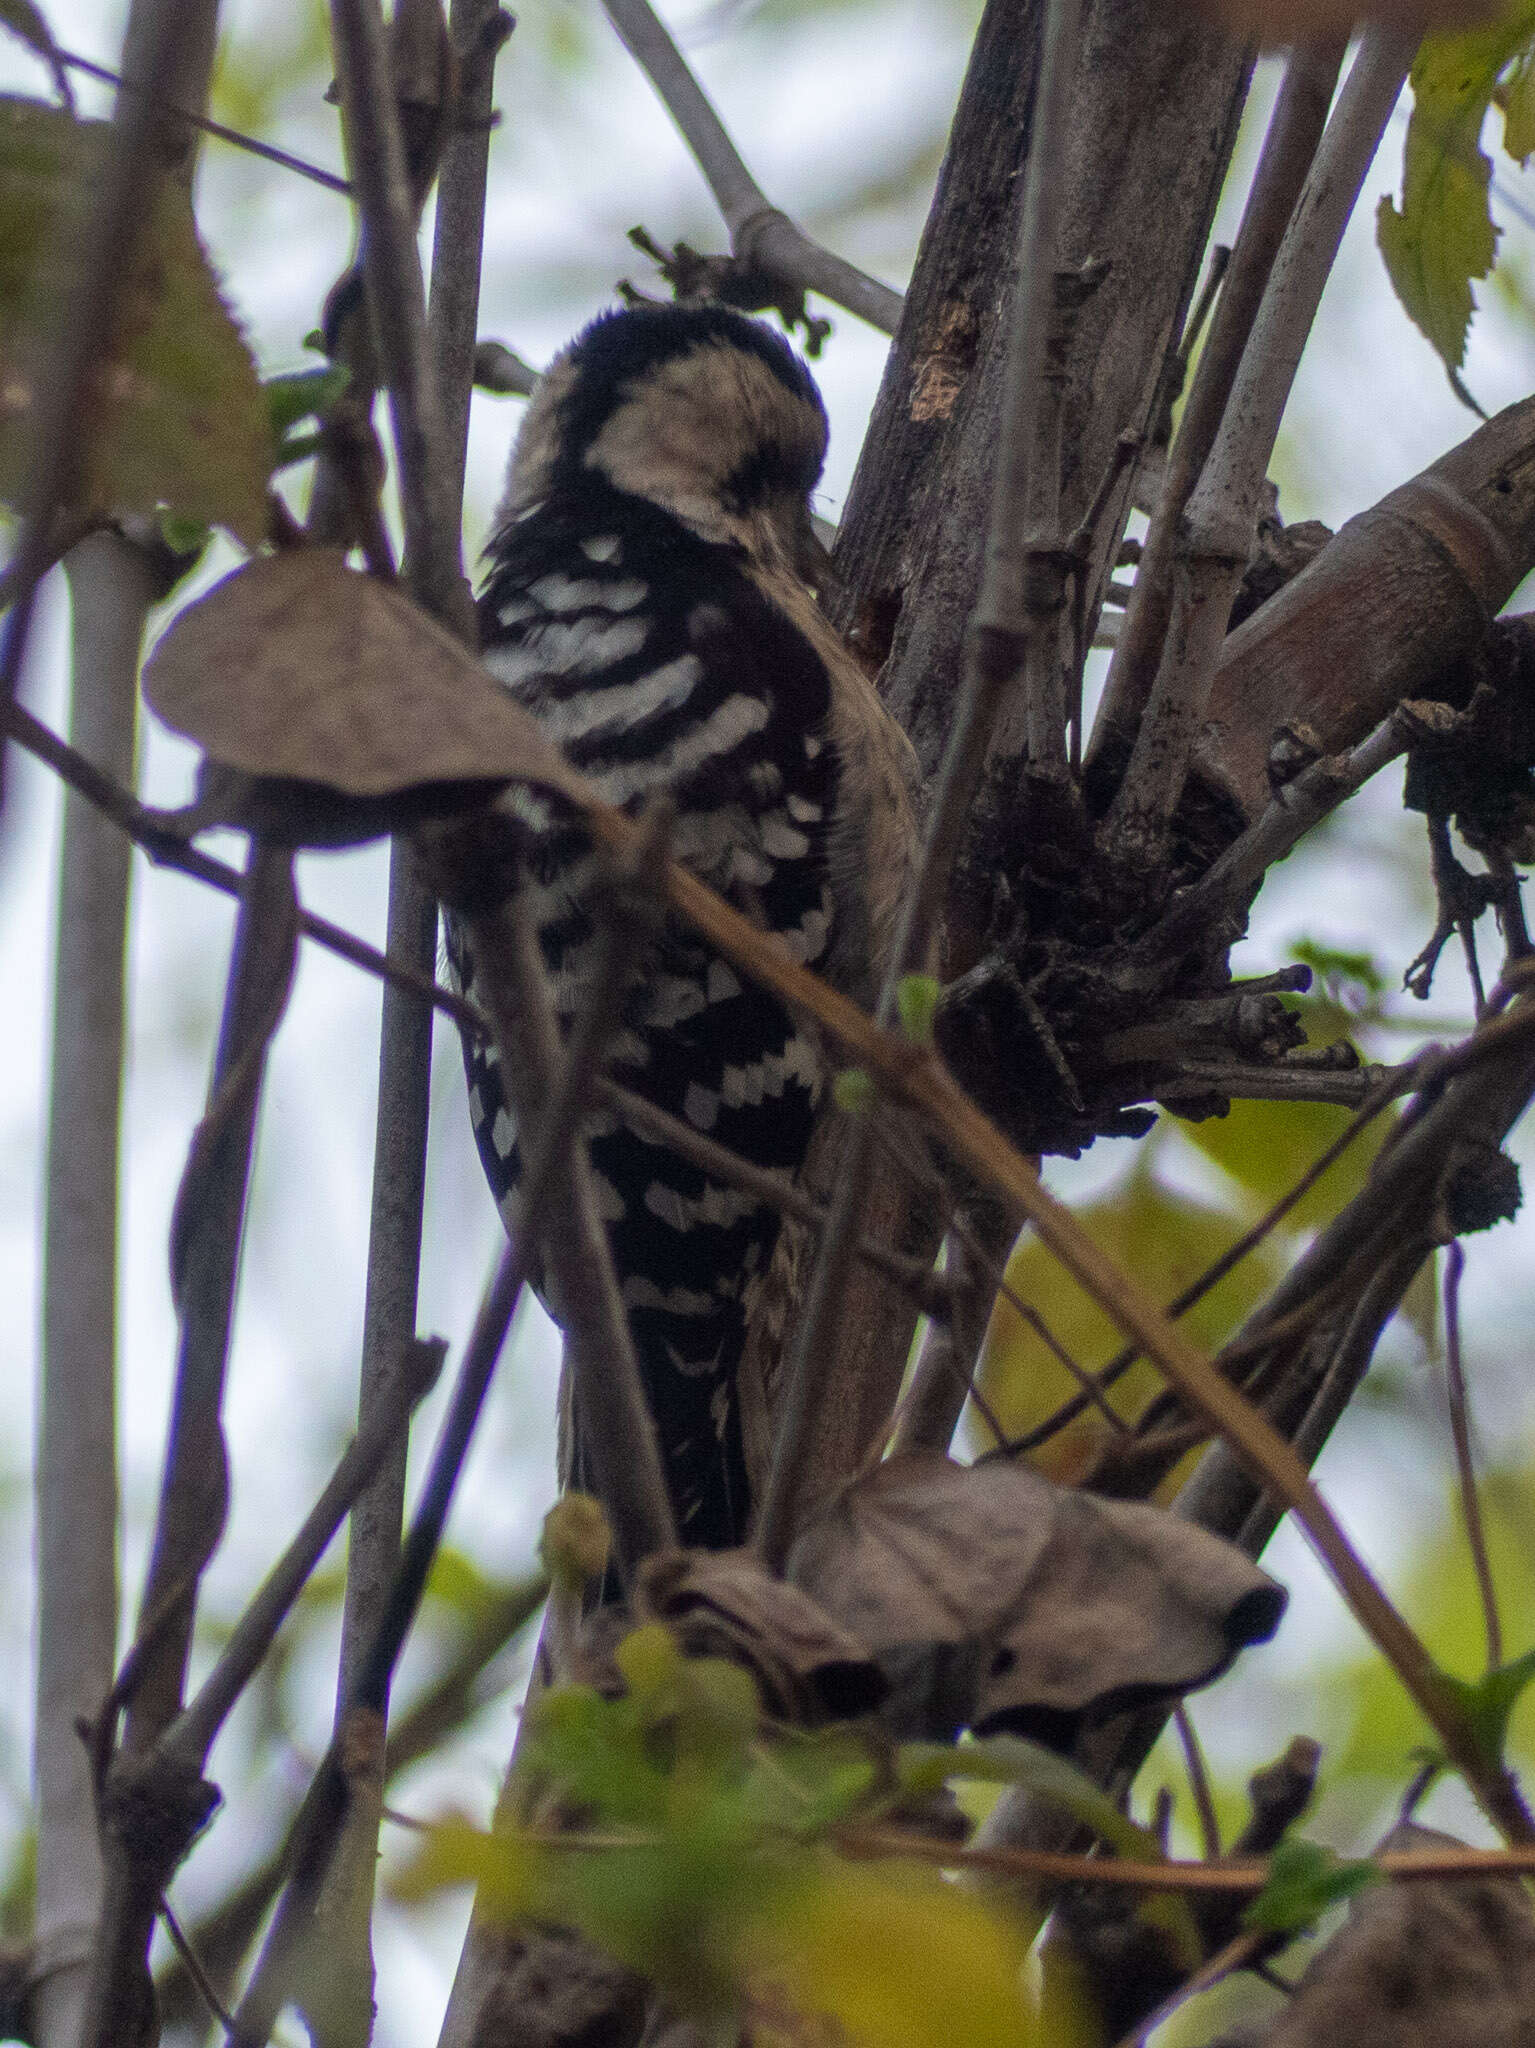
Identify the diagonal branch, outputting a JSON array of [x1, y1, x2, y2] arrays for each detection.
[[599, 0, 902, 333]]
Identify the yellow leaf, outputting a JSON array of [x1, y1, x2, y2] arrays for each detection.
[[1174, 1094, 1389, 1236], [390, 1811, 544, 1924], [749, 1858, 1032, 2048], [974, 1167, 1281, 1485]]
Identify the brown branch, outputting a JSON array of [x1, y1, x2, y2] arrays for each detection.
[[1443, 1242, 1502, 1670], [836, 1823, 1535, 1891], [162, 1340, 443, 1773], [755, 0, 1088, 1573], [1102, 25, 1418, 870], [1091, 35, 1346, 765], [1198, 394, 1535, 823]]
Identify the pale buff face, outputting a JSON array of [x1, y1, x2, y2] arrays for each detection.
[[497, 333, 827, 572]]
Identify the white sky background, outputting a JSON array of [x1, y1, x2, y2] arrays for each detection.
[[2, 6, 1535, 2040]]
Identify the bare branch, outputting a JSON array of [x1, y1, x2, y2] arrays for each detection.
[[756, 0, 1087, 1571], [33, 533, 149, 2048], [58, 46, 353, 193], [1139, 707, 1413, 965], [599, 0, 902, 333], [162, 1339, 444, 1773], [329, 0, 474, 633], [1092, 34, 1347, 767], [81, 842, 297, 2048], [1442, 1241, 1501, 1669], [1103, 25, 1417, 868]]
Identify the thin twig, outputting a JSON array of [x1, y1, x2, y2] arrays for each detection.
[[229, 828, 677, 2043], [329, 0, 473, 633], [1135, 708, 1413, 966], [1444, 1242, 1502, 1669], [151, 1572, 545, 2034], [226, 1237, 536, 2048], [890, 1215, 1013, 1459], [129, 846, 300, 1753], [1109, 1930, 1269, 2048], [755, 0, 1087, 1573], [2, 696, 484, 1030], [1173, 1706, 1221, 1863], [59, 47, 353, 193], [325, 4, 509, 2023], [465, 819, 679, 1576], [80, 843, 296, 2048], [996, 1057, 1406, 1459], [599, 0, 902, 333], [157, 1899, 237, 2035], [836, 1823, 1535, 1890], [161, 1338, 443, 1772], [1092, 37, 1346, 766]]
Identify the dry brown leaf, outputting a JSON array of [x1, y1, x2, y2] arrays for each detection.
[[638, 1549, 886, 1722], [785, 1453, 1284, 1745], [1195, 0, 1501, 39], [1249, 1821, 1535, 2047], [141, 551, 589, 807]]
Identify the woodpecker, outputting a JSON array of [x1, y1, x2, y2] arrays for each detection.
[[449, 303, 918, 1550]]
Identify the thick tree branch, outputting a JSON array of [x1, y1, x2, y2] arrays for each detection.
[[1092, 34, 1346, 767], [757, 0, 1089, 1569]]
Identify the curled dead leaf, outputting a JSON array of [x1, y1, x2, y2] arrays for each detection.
[[142, 551, 590, 825], [786, 1453, 1283, 1745], [1244, 1821, 1535, 2046], [638, 1549, 886, 1723]]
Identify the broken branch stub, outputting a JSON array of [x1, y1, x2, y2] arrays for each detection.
[[1197, 396, 1535, 823]]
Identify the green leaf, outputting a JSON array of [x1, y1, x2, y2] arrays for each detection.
[[392, 1810, 545, 1922], [0, 96, 270, 541], [1243, 1836, 1379, 1935], [1378, 10, 1535, 381], [1441, 1645, 1535, 1766], [899, 1735, 1162, 1864], [833, 1067, 876, 1115], [1503, 47, 1535, 159], [895, 973, 940, 1046], [1288, 938, 1388, 1003], [1175, 1094, 1389, 1238], [900, 1735, 1201, 1972], [750, 1856, 1031, 2048], [262, 362, 350, 437], [975, 1165, 1284, 1482]]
